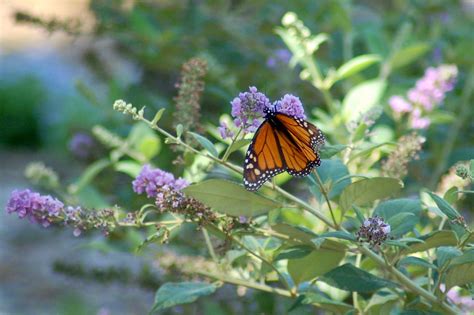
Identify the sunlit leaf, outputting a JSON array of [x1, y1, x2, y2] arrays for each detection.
[[188, 132, 219, 157], [151, 108, 166, 125], [339, 177, 403, 211], [342, 79, 387, 121], [335, 54, 381, 81], [114, 160, 143, 178], [427, 192, 462, 221], [288, 249, 346, 285], [401, 230, 458, 255], [183, 179, 281, 216], [390, 43, 431, 69], [226, 138, 252, 156]]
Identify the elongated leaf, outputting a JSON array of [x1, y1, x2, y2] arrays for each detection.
[[390, 43, 431, 69], [299, 291, 353, 313], [151, 108, 165, 125], [398, 257, 437, 269], [336, 54, 381, 81], [321, 264, 397, 292], [436, 246, 462, 269], [274, 245, 313, 261], [374, 198, 421, 236], [427, 192, 461, 220], [387, 213, 416, 237], [318, 231, 356, 241], [445, 250, 474, 289], [342, 79, 387, 121], [69, 158, 111, 194], [365, 293, 399, 314], [226, 139, 251, 156], [114, 160, 142, 178], [288, 249, 346, 285], [401, 230, 458, 255], [319, 144, 347, 159], [309, 159, 350, 202], [339, 177, 403, 211], [151, 282, 217, 312], [183, 179, 281, 216], [188, 132, 219, 157]]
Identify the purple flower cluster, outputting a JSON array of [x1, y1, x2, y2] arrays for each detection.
[[69, 132, 97, 160], [230, 86, 271, 133], [133, 165, 216, 224], [227, 87, 307, 137], [444, 286, 474, 313], [356, 216, 391, 249], [6, 189, 117, 236], [6, 189, 64, 227], [132, 164, 189, 198], [273, 94, 306, 119], [389, 64, 457, 129]]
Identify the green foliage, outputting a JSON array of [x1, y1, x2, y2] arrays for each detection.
[[151, 282, 217, 312]]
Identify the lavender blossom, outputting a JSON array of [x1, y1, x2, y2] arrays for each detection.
[[356, 216, 391, 249], [218, 121, 234, 140], [6, 189, 64, 227], [132, 164, 189, 198], [230, 86, 271, 133], [272, 94, 306, 119], [389, 96, 412, 113], [389, 64, 458, 130], [6, 190, 117, 235]]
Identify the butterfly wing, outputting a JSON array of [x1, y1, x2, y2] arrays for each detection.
[[274, 113, 325, 176], [243, 113, 325, 191], [243, 120, 286, 191]]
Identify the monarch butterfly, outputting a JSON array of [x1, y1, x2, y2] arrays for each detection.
[[243, 107, 325, 191]]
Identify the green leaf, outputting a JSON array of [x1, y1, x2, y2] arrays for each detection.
[[427, 110, 456, 125], [339, 177, 403, 211], [443, 187, 459, 205], [176, 124, 184, 138], [183, 179, 281, 216], [336, 54, 381, 81], [68, 158, 111, 194], [342, 79, 387, 121], [374, 199, 421, 236], [271, 223, 347, 252], [390, 43, 431, 69], [427, 192, 462, 220], [321, 263, 397, 292], [398, 257, 437, 269], [318, 231, 356, 242], [352, 205, 366, 225], [401, 230, 458, 255], [150, 282, 217, 313], [436, 246, 462, 269], [299, 291, 353, 313], [226, 139, 252, 156], [365, 292, 399, 315], [136, 229, 168, 253], [274, 245, 313, 261], [445, 250, 474, 289], [288, 249, 346, 285], [319, 144, 347, 159], [151, 108, 165, 125], [138, 136, 161, 160], [188, 132, 219, 157], [114, 160, 143, 178], [387, 213, 416, 237], [309, 159, 350, 202]]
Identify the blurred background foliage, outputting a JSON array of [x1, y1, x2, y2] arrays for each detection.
[[0, 0, 473, 314]]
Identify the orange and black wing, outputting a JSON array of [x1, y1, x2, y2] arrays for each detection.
[[243, 120, 286, 191], [243, 113, 325, 191], [273, 113, 325, 177]]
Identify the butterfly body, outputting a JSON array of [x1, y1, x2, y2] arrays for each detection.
[[243, 109, 325, 191]]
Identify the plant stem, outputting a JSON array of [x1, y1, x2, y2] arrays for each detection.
[[202, 228, 218, 263], [221, 128, 243, 162], [353, 253, 363, 314], [194, 270, 293, 297], [313, 169, 339, 228], [428, 70, 474, 189]]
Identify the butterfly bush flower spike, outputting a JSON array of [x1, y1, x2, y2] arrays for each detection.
[[230, 86, 271, 133], [273, 94, 306, 119], [356, 216, 391, 249], [132, 164, 189, 198], [389, 64, 458, 130]]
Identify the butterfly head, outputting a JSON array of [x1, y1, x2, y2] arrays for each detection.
[[263, 105, 276, 118]]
